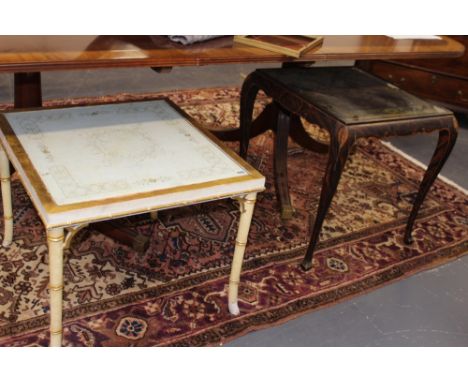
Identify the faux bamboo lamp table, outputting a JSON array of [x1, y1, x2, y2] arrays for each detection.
[[0, 100, 265, 346]]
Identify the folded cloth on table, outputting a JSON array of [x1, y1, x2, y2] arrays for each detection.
[[167, 35, 223, 45]]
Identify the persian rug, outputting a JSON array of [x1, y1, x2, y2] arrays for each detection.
[[0, 87, 467, 346]]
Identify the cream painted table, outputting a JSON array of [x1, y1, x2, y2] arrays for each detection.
[[0, 100, 265, 346]]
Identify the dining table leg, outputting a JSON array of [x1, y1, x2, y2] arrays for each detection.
[[14, 72, 42, 108]]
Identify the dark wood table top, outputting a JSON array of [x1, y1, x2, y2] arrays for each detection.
[[0, 35, 464, 73]]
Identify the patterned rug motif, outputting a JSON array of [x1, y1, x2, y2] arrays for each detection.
[[0, 88, 467, 346]]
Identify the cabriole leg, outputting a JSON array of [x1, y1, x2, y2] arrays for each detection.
[[404, 121, 458, 244], [301, 128, 354, 271], [47, 227, 65, 347], [0, 145, 13, 247], [228, 193, 257, 315]]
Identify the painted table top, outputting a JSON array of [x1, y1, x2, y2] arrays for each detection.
[[0, 100, 264, 227]]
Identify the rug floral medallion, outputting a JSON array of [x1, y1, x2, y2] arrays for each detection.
[[0, 88, 467, 346]]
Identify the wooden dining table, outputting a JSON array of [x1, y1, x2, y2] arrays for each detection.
[[0, 35, 464, 107], [0, 35, 464, 250]]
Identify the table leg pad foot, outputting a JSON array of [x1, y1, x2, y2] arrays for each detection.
[[404, 234, 413, 245], [280, 206, 295, 220], [228, 302, 240, 316], [300, 259, 313, 272]]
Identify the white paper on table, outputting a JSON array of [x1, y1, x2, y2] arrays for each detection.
[[386, 35, 442, 40]]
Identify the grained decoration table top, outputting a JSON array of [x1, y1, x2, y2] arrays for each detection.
[[0, 35, 464, 72], [0, 100, 264, 227]]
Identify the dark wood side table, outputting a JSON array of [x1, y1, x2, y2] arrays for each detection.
[[239, 67, 458, 270]]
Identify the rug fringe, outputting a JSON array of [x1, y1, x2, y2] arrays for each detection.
[[381, 140, 468, 196]]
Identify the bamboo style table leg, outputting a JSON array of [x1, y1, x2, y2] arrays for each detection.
[[228, 193, 257, 316], [0, 145, 13, 247], [47, 227, 65, 347]]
